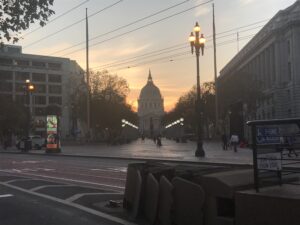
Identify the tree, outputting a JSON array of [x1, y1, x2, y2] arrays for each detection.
[[75, 70, 137, 141], [164, 82, 216, 138], [0, 96, 28, 136], [0, 0, 55, 43]]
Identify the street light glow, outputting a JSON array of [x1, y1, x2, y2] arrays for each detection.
[[194, 22, 200, 32]]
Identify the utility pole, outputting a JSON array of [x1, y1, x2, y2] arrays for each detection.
[[86, 8, 91, 136], [213, 3, 219, 135], [237, 31, 240, 52]]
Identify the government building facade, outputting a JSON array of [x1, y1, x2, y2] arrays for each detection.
[[217, 1, 300, 141], [138, 70, 164, 137]]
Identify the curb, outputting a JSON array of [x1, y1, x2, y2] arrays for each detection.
[[0, 151, 252, 168]]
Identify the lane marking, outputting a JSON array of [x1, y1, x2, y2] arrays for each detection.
[[5, 178, 31, 184], [0, 194, 13, 198], [66, 192, 121, 202], [0, 169, 124, 191], [30, 184, 75, 191], [0, 182, 136, 225], [35, 169, 126, 181]]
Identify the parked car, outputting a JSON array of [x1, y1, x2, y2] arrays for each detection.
[[16, 135, 46, 150]]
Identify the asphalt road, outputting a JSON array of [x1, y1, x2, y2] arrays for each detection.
[[0, 153, 239, 225], [0, 153, 139, 191], [0, 184, 124, 225], [0, 154, 142, 225]]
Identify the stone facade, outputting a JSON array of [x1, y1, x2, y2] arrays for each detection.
[[217, 1, 300, 140], [138, 70, 164, 137]]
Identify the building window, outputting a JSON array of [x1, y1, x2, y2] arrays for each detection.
[[16, 60, 29, 66], [288, 109, 292, 117], [34, 96, 46, 105], [34, 107, 46, 116], [287, 89, 291, 101], [0, 82, 12, 92], [48, 74, 62, 83], [32, 73, 46, 82], [15, 83, 26, 92], [48, 85, 62, 94], [35, 84, 46, 93], [15, 95, 29, 104], [49, 96, 62, 105], [32, 61, 46, 68], [0, 57, 13, 65], [272, 108, 275, 118], [288, 62, 292, 81], [48, 63, 62, 70], [15, 72, 30, 81], [287, 40, 291, 56], [0, 70, 13, 80]]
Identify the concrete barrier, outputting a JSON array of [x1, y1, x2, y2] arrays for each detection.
[[157, 176, 173, 225], [172, 177, 205, 225], [143, 173, 159, 225], [198, 169, 254, 225]]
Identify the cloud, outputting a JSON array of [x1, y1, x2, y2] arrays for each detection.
[[194, 5, 211, 17], [239, 0, 257, 5]]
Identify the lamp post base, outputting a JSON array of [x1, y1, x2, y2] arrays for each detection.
[[195, 143, 205, 157]]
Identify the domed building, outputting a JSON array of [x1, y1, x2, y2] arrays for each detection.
[[138, 70, 164, 137]]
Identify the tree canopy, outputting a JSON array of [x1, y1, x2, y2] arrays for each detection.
[[164, 82, 216, 137], [75, 70, 137, 138], [0, 0, 55, 43]]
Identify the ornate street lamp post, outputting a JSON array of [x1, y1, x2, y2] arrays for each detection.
[[189, 22, 206, 157], [25, 79, 35, 135]]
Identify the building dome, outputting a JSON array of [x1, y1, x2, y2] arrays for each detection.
[[137, 70, 164, 137], [139, 75, 162, 100]]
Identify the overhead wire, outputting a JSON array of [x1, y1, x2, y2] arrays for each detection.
[[93, 24, 264, 71], [21, 0, 90, 38], [107, 33, 256, 73], [49, 0, 195, 56], [59, 0, 214, 57], [23, 0, 123, 49]]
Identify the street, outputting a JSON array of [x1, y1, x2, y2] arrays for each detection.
[[0, 143, 244, 225], [0, 154, 141, 225]]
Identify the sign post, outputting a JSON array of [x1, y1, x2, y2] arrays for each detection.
[[46, 115, 61, 153]]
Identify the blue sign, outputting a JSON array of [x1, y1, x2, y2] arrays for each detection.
[[256, 127, 280, 145]]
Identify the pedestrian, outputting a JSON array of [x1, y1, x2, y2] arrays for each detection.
[[286, 136, 298, 157], [222, 133, 228, 150], [156, 136, 162, 147], [230, 134, 239, 152]]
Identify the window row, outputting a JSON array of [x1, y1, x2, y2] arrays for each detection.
[[0, 71, 62, 83], [14, 84, 62, 94], [0, 58, 62, 70], [14, 95, 62, 105], [140, 102, 162, 109]]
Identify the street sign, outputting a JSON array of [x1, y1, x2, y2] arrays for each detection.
[[256, 126, 280, 145], [257, 152, 282, 171]]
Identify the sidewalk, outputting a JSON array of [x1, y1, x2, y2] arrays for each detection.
[[0, 138, 253, 166]]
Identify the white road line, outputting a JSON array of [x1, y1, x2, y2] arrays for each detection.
[[66, 192, 122, 202], [0, 194, 13, 198], [0, 182, 137, 225], [30, 184, 75, 191], [0, 169, 124, 191], [5, 178, 30, 184]]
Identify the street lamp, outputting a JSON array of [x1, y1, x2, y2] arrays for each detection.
[[25, 79, 35, 135], [189, 22, 206, 157]]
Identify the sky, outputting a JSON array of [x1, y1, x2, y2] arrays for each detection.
[[12, 0, 297, 111]]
